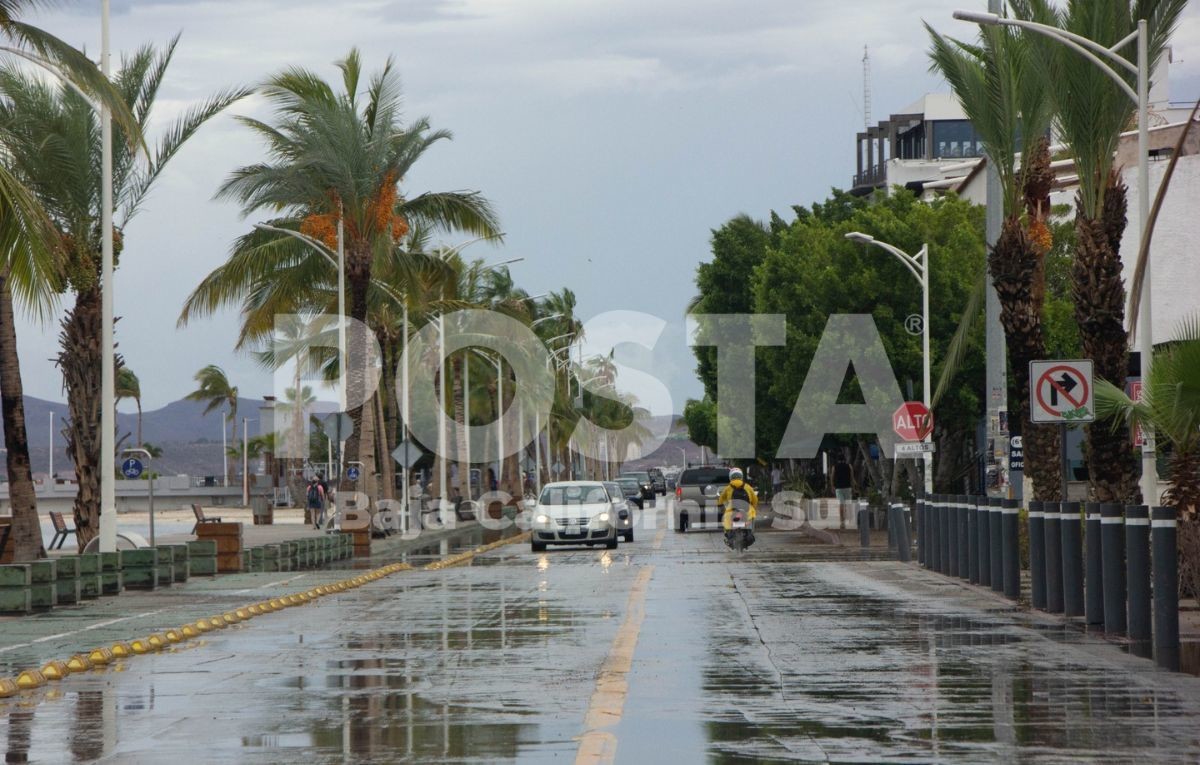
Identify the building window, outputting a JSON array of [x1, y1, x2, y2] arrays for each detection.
[[932, 120, 983, 159], [896, 123, 925, 160]]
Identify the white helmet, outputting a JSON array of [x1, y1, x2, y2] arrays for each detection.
[[729, 468, 744, 481]]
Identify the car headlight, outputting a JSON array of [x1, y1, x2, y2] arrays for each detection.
[[596, 512, 610, 524], [535, 514, 550, 525]]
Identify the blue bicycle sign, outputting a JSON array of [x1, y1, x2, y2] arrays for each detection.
[[122, 458, 144, 479], [346, 465, 361, 481]]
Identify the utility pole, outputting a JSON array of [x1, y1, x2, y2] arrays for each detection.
[[984, 0, 1008, 498]]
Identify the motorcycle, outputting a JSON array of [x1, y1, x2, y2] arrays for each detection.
[[724, 507, 755, 552]]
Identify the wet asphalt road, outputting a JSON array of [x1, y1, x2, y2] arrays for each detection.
[[5, 500, 1200, 763]]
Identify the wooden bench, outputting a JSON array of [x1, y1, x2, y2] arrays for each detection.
[[191, 504, 222, 534], [48, 511, 77, 550]]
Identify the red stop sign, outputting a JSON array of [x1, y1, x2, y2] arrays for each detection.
[[893, 402, 933, 441]]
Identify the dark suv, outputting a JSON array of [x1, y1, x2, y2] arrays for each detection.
[[673, 466, 734, 532], [619, 471, 656, 505], [647, 467, 666, 495]]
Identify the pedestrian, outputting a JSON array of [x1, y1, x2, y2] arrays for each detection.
[[771, 465, 782, 498], [306, 477, 326, 530], [829, 453, 854, 530]]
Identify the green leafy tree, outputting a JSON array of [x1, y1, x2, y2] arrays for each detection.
[[185, 365, 239, 486]]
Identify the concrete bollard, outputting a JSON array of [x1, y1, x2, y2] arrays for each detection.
[[858, 506, 870, 549], [989, 498, 1004, 593], [887, 503, 898, 553], [1002, 498, 1020, 600], [1044, 502, 1063, 614], [1085, 502, 1104, 626], [947, 495, 959, 578], [1028, 500, 1046, 610], [1061, 501, 1085, 618], [54, 556, 82, 605], [967, 495, 979, 585], [1151, 506, 1180, 671], [1101, 503, 1127, 637], [977, 496, 992, 588], [1125, 505, 1151, 648], [916, 495, 926, 566], [940, 495, 953, 577], [957, 496, 970, 582], [29, 559, 57, 609], [897, 503, 912, 562], [926, 498, 936, 575]]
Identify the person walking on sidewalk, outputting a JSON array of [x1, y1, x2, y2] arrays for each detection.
[[830, 454, 854, 530]]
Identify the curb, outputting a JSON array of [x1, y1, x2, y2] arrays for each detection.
[[0, 531, 529, 702]]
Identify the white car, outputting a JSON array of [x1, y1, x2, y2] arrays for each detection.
[[529, 481, 619, 552]]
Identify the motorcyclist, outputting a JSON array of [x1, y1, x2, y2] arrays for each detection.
[[719, 467, 758, 535]]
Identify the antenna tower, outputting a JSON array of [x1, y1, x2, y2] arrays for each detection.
[[863, 45, 872, 130]]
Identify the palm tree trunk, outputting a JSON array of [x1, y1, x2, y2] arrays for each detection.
[[452, 355, 471, 502], [341, 258, 378, 505], [374, 390, 394, 501], [0, 273, 46, 561], [1073, 178, 1140, 504], [58, 285, 106, 548]]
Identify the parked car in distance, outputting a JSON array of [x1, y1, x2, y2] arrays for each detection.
[[619, 471, 655, 505], [603, 481, 635, 542], [614, 476, 644, 509], [529, 481, 619, 551], [673, 466, 734, 532]]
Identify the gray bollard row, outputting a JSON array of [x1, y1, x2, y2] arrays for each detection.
[[858, 505, 870, 549], [947, 495, 959, 578], [1045, 501, 1063, 613], [967, 495, 980, 584], [916, 495, 926, 566], [977, 495, 992, 588], [1061, 501, 1085, 618], [1101, 503, 1127, 636], [989, 498, 1004, 593], [1085, 502, 1104, 626], [957, 495, 970, 582], [1028, 500, 1046, 610], [1002, 498, 1020, 600], [1126, 504, 1151, 648], [1152, 506, 1180, 671], [890, 502, 911, 562]]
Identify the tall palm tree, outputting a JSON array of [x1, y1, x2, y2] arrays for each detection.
[[212, 49, 500, 504], [1096, 316, 1200, 597], [185, 364, 239, 487], [0, 36, 246, 545], [115, 366, 141, 446], [926, 21, 1059, 498], [0, 0, 148, 560], [1012, 0, 1188, 503]]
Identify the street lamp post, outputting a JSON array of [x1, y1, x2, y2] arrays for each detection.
[[845, 232, 933, 494], [954, 9, 1156, 504], [99, 0, 116, 552]]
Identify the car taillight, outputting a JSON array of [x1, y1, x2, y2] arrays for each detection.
[[675, 486, 682, 499]]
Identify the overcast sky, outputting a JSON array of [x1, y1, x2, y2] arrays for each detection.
[[12, 0, 1200, 416]]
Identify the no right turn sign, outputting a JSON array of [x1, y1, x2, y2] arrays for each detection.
[[1030, 359, 1094, 424]]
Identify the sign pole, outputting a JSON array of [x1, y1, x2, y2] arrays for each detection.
[[1059, 421, 1069, 502]]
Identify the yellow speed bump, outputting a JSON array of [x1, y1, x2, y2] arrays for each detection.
[[247, 604, 263, 616], [66, 654, 93, 672], [269, 599, 285, 610], [111, 642, 132, 658], [208, 617, 227, 629], [87, 647, 114, 666], [181, 624, 200, 639], [194, 619, 213, 633], [221, 612, 240, 624], [130, 638, 152, 654], [235, 608, 251, 620], [146, 634, 167, 651], [16, 669, 46, 690], [164, 629, 184, 644], [40, 660, 70, 681], [0, 678, 18, 698]]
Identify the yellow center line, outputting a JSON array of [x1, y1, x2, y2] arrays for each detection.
[[575, 565, 654, 765]]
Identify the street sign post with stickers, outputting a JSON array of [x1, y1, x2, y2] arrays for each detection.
[[1030, 359, 1094, 498]]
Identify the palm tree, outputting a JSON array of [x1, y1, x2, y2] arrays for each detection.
[[1012, 0, 1188, 503], [1096, 316, 1200, 597], [211, 49, 500, 504], [0, 37, 246, 545], [926, 21, 1059, 498], [115, 366, 141, 446], [185, 365, 239, 487], [0, 0, 149, 561]]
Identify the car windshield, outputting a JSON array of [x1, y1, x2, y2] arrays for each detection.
[[538, 484, 609, 505], [622, 472, 650, 482], [616, 478, 638, 489]]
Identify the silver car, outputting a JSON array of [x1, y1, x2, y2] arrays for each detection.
[[529, 481, 619, 552], [602, 481, 636, 543]]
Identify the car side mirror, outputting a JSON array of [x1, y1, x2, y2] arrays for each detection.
[[618, 509, 629, 519]]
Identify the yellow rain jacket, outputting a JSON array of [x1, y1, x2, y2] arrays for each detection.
[[718, 478, 758, 531]]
